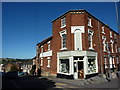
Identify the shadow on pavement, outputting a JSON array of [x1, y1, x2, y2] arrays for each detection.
[[2, 76, 56, 89]]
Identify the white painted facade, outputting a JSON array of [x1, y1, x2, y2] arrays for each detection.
[[57, 51, 98, 79]]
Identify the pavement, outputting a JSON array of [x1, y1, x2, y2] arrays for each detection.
[[42, 75, 119, 89]]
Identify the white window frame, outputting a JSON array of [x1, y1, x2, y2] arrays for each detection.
[[41, 46, 43, 53], [88, 17, 92, 27], [104, 57, 108, 68], [114, 34, 116, 39], [61, 17, 66, 28], [110, 40, 114, 53], [40, 58, 43, 66], [110, 31, 112, 38], [88, 29, 94, 50], [47, 41, 50, 51], [59, 30, 67, 50], [115, 44, 118, 53], [102, 26, 105, 34], [47, 57, 50, 68], [116, 57, 119, 64], [102, 36, 107, 52]]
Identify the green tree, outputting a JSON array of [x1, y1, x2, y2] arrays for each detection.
[[10, 65, 18, 71]]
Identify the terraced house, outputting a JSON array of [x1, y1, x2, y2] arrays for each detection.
[[36, 10, 120, 79]]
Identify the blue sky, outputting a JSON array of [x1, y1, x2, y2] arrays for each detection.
[[2, 2, 119, 59]]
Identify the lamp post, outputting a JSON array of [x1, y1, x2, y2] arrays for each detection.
[[106, 42, 112, 81]]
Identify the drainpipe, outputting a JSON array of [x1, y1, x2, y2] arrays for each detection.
[[97, 21, 103, 74]]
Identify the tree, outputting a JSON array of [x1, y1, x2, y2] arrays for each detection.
[[10, 65, 18, 71]]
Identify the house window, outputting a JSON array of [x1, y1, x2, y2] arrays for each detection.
[[88, 17, 92, 27], [61, 17, 66, 28], [88, 29, 94, 49], [110, 31, 112, 38], [40, 58, 43, 66], [59, 30, 67, 50], [87, 56, 96, 73], [48, 41, 50, 51], [110, 40, 114, 53], [114, 34, 116, 39], [116, 56, 119, 64], [59, 59, 69, 73], [115, 44, 118, 53], [102, 26, 105, 34], [104, 57, 108, 68], [41, 46, 43, 53], [62, 34, 66, 48], [47, 58, 50, 68], [102, 36, 107, 52]]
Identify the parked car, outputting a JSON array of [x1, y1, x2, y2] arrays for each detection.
[[6, 71, 18, 79], [18, 72, 28, 77], [0, 72, 7, 78]]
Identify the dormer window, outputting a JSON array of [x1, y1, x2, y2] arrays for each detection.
[[102, 26, 105, 34], [61, 17, 66, 28], [88, 17, 92, 27]]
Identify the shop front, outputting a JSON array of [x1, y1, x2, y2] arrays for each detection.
[[57, 51, 98, 79]]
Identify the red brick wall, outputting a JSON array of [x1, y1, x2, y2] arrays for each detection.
[[37, 10, 120, 76]]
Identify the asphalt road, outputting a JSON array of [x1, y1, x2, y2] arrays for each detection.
[[2, 76, 56, 89], [2, 76, 120, 89]]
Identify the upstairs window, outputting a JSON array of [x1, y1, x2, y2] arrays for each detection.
[[61, 17, 66, 28], [88, 29, 94, 50], [110, 31, 112, 38], [47, 57, 51, 68], [62, 34, 66, 48], [59, 30, 67, 50], [40, 58, 43, 66], [41, 46, 43, 53], [102, 36, 107, 52], [102, 26, 105, 34], [48, 41, 50, 51], [88, 17, 92, 27], [110, 40, 114, 53]]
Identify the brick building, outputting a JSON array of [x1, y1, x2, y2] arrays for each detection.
[[36, 10, 120, 79]]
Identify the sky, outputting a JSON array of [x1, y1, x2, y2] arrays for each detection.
[[2, 2, 119, 59]]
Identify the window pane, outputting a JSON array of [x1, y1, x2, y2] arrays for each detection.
[[60, 59, 69, 73]]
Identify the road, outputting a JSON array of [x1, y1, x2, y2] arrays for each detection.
[[2, 76, 120, 89]]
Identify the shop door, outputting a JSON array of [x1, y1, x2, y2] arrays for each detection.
[[78, 61, 84, 79]]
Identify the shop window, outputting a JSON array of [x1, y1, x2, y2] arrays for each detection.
[[59, 59, 69, 73], [87, 57, 96, 73]]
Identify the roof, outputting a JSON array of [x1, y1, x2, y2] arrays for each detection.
[[52, 9, 119, 35], [37, 36, 52, 46]]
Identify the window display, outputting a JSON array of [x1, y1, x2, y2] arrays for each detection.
[[88, 57, 96, 73], [59, 59, 69, 73]]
